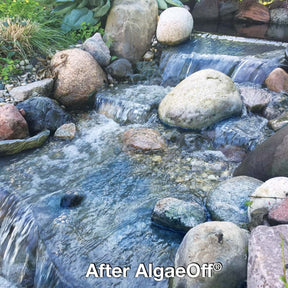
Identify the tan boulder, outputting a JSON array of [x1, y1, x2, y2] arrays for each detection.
[[0, 104, 29, 140], [51, 48, 107, 109], [105, 0, 158, 62], [265, 68, 288, 92], [235, 2, 270, 23]]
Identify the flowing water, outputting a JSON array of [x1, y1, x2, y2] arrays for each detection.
[[0, 32, 287, 287]]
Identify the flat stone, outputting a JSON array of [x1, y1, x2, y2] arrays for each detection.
[[248, 225, 288, 288], [235, 2, 270, 23], [240, 86, 271, 113], [9, 78, 54, 102], [151, 197, 206, 232], [268, 198, 288, 225], [54, 123, 76, 140], [123, 128, 166, 153], [207, 176, 263, 227], [0, 130, 50, 156]]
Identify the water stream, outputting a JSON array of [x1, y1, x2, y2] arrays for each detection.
[[0, 32, 287, 287]]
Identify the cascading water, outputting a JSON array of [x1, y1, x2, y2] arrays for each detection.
[[0, 33, 286, 287]]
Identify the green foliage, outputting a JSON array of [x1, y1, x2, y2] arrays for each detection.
[[68, 21, 104, 43], [280, 234, 288, 288], [0, 57, 21, 83], [244, 200, 253, 208], [156, 0, 188, 10]]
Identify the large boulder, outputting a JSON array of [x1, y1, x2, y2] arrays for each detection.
[[151, 197, 206, 232], [248, 177, 288, 226], [192, 0, 219, 21], [207, 176, 263, 227], [104, 0, 158, 63], [235, 2, 270, 23], [0, 104, 29, 140], [17, 97, 72, 135], [158, 69, 242, 130], [51, 48, 107, 109], [9, 78, 54, 102], [248, 225, 288, 288], [156, 7, 194, 45], [265, 68, 288, 92], [233, 125, 288, 181], [172, 221, 249, 288]]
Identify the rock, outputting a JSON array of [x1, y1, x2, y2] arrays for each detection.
[[51, 48, 107, 109], [219, 145, 247, 162], [158, 69, 242, 130], [0, 130, 50, 156], [207, 176, 263, 227], [270, 8, 288, 24], [240, 86, 271, 113], [247, 225, 288, 288], [172, 221, 249, 288], [82, 33, 111, 67], [54, 123, 76, 140], [233, 125, 288, 181], [9, 78, 54, 102], [268, 111, 288, 131], [17, 97, 72, 135], [265, 68, 288, 92], [213, 115, 268, 151], [219, 0, 239, 20], [143, 51, 154, 61], [60, 192, 84, 208], [235, 2, 270, 23], [234, 22, 269, 39], [122, 128, 166, 153], [0, 104, 29, 140], [268, 198, 288, 225], [105, 0, 158, 62], [269, 0, 288, 9], [192, 0, 219, 21], [106, 58, 133, 80], [151, 197, 206, 232], [248, 177, 288, 225], [156, 7, 193, 45]]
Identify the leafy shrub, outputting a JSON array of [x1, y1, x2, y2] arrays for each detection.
[[0, 57, 21, 83]]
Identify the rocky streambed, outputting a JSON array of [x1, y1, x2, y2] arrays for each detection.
[[1, 31, 288, 288]]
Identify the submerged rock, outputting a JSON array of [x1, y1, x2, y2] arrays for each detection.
[[268, 111, 288, 131], [248, 177, 288, 226], [156, 7, 193, 45], [0, 130, 50, 156], [105, 0, 158, 62], [248, 225, 288, 288], [207, 176, 263, 227], [172, 221, 249, 288], [122, 128, 166, 153], [17, 97, 72, 135], [9, 78, 54, 102], [51, 48, 107, 109], [158, 69, 242, 130], [151, 197, 206, 232], [60, 192, 84, 208], [0, 104, 29, 140], [233, 125, 288, 181], [54, 123, 76, 140]]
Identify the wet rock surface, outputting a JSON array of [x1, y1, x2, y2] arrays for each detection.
[[265, 68, 288, 92], [54, 123, 76, 140], [17, 96, 72, 135], [248, 225, 288, 288], [268, 198, 288, 225], [172, 221, 249, 288], [235, 2, 270, 23], [151, 197, 206, 232], [207, 176, 263, 227]]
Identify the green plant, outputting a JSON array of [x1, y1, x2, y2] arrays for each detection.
[[244, 200, 253, 208], [280, 234, 288, 287], [0, 57, 21, 83], [156, 0, 189, 10]]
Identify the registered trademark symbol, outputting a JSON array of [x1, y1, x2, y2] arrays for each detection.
[[213, 262, 223, 272]]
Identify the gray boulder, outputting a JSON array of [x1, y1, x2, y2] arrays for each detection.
[[151, 197, 206, 232], [105, 0, 158, 63], [207, 176, 263, 227], [158, 69, 242, 130], [233, 125, 288, 181], [270, 8, 288, 24], [82, 33, 111, 67], [17, 97, 72, 135], [106, 58, 133, 80], [192, 0, 219, 21], [156, 7, 193, 45], [9, 78, 54, 102], [0, 130, 50, 156], [248, 225, 288, 288], [172, 221, 249, 288]]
